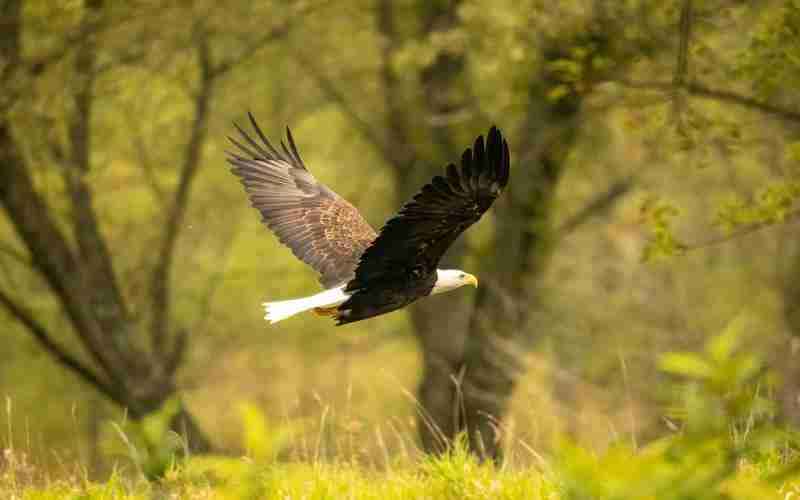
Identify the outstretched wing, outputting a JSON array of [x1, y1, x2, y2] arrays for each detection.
[[226, 114, 377, 288], [338, 126, 510, 324]]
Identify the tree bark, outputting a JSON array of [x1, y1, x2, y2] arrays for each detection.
[[0, 0, 213, 454], [1, 1, 307, 459], [375, 0, 478, 454], [779, 233, 800, 424], [459, 112, 578, 460], [407, 16, 603, 460], [308, 0, 633, 459]]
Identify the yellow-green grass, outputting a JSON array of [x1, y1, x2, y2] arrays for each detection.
[[3, 447, 800, 500]]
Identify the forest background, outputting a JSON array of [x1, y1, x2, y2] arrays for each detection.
[[3, 0, 800, 489]]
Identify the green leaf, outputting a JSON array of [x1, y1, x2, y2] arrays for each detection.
[[547, 84, 571, 102], [660, 353, 714, 379], [239, 402, 271, 461], [705, 313, 748, 363]]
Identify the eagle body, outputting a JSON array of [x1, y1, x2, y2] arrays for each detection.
[[226, 114, 510, 325], [263, 269, 470, 324]]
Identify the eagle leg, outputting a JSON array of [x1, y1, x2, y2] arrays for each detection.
[[313, 306, 339, 317]]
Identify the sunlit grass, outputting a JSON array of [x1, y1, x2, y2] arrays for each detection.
[[3, 441, 799, 500], [3, 325, 800, 499]]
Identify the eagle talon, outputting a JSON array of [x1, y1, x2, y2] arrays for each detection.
[[313, 306, 339, 317]]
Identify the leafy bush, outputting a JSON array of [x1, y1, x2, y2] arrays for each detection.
[[556, 315, 800, 500]]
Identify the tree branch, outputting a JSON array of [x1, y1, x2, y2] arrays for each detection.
[[0, 0, 22, 113], [0, 288, 125, 407], [150, 29, 214, 352], [683, 209, 800, 252], [0, 2, 124, 384], [377, 0, 414, 169], [212, 25, 289, 78], [292, 48, 398, 168], [60, 0, 147, 376], [614, 78, 800, 124], [0, 127, 127, 385], [127, 112, 167, 203], [0, 242, 31, 269], [672, 0, 692, 128], [149, 12, 301, 353], [164, 328, 188, 378], [557, 178, 634, 236]]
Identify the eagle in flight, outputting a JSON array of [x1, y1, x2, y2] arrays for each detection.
[[226, 114, 510, 325]]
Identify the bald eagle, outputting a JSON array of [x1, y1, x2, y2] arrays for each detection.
[[226, 114, 510, 325]]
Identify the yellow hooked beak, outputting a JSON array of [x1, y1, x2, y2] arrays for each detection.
[[464, 273, 478, 288]]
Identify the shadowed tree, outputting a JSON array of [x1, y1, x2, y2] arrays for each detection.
[[297, 0, 646, 459], [0, 0, 298, 452], [303, 0, 800, 459], [778, 231, 800, 425]]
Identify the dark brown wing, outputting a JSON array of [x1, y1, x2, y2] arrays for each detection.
[[226, 114, 377, 288], [337, 126, 510, 324]]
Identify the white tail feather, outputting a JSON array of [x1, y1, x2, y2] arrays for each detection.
[[263, 298, 312, 323], [263, 286, 349, 324]]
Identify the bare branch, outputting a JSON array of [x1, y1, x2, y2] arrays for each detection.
[[613, 78, 800, 124], [0, 288, 124, 407], [0, 125, 126, 385], [292, 48, 398, 168], [62, 0, 144, 376], [683, 209, 800, 252], [0, 0, 22, 113], [125, 109, 167, 203], [212, 0, 329, 78], [377, 0, 411, 161], [149, 9, 300, 352], [189, 223, 240, 333], [94, 46, 149, 75], [164, 328, 188, 378], [557, 178, 634, 236], [212, 25, 289, 77], [0, 0, 126, 383], [674, 0, 692, 90], [0, 241, 30, 268], [672, 0, 692, 129], [150, 30, 214, 352]]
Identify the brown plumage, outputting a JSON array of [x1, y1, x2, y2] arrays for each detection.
[[226, 113, 377, 288], [226, 115, 510, 325]]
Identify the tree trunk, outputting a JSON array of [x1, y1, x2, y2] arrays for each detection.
[[169, 404, 213, 454], [372, 0, 586, 459], [459, 120, 576, 460], [407, 26, 590, 460], [0, 0, 214, 455], [779, 233, 800, 424]]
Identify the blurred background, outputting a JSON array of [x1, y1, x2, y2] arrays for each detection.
[[2, 0, 800, 476]]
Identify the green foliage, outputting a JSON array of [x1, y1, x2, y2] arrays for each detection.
[[6, 0, 800, 491], [101, 399, 301, 484], [238, 402, 301, 462], [737, 0, 800, 98], [640, 196, 687, 261], [556, 318, 799, 500], [104, 398, 185, 480], [715, 181, 800, 232]]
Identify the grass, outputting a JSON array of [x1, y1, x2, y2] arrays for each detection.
[[2, 441, 799, 500], [4, 324, 800, 499], [2, 441, 555, 500]]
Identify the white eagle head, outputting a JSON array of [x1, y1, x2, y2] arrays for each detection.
[[431, 269, 479, 295]]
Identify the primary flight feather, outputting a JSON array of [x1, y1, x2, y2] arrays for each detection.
[[226, 114, 510, 325]]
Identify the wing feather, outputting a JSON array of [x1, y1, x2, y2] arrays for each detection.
[[344, 126, 510, 296], [226, 114, 377, 288]]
